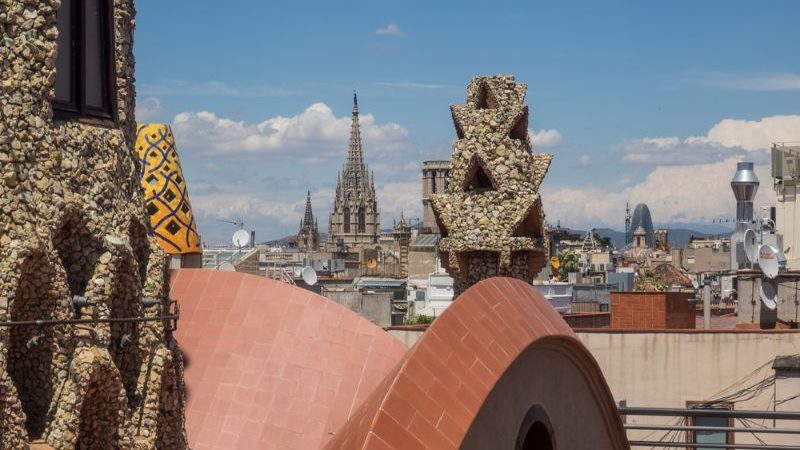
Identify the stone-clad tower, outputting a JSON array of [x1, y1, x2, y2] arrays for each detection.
[[327, 93, 381, 251], [432, 75, 552, 296], [0, 1, 186, 448], [297, 191, 319, 251]]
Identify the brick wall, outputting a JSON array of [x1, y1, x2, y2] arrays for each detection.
[[563, 312, 611, 328], [611, 292, 695, 329]]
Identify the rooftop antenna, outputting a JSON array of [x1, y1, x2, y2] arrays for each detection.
[[301, 265, 318, 286], [232, 229, 251, 254]]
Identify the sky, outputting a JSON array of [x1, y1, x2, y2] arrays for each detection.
[[133, 0, 800, 245]]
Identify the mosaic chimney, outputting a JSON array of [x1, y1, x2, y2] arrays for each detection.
[[432, 75, 552, 296]]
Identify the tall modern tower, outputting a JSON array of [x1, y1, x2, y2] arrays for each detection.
[[326, 93, 381, 251], [630, 203, 654, 247]]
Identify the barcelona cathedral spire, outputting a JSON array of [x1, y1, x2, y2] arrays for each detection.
[[326, 93, 380, 251], [297, 191, 319, 251]]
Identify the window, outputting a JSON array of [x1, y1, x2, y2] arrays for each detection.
[[357, 207, 366, 233], [54, 0, 115, 121], [343, 207, 350, 233], [687, 402, 733, 450]]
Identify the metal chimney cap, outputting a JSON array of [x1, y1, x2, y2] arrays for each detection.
[[731, 162, 759, 184]]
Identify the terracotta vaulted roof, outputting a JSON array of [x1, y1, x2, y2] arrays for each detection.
[[171, 270, 408, 449], [172, 270, 627, 449], [326, 277, 628, 449]]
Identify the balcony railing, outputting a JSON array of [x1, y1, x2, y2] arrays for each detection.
[[620, 406, 800, 449]]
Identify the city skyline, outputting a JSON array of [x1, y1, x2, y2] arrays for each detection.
[[133, 0, 800, 244]]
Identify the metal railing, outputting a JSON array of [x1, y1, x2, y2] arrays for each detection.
[[620, 406, 800, 449]]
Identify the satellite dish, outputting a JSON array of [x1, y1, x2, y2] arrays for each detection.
[[760, 279, 778, 310], [218, 261, 235, 272], [692, 278, 699, 290], [367, 258, 378, 269], [301, 266, 318, 286], [758, 244, 786, 279], [232, 229, 251, 248], [743, 229, 757, 264]]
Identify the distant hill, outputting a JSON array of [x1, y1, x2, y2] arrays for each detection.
[[264, 232, 329, 246], [592, 224, 731, 249]]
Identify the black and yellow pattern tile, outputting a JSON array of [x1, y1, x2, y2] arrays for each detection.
[[135, 124, 201, 254]]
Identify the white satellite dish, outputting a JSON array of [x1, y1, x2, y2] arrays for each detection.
[[743, 228, 757, 264], [218, 261, 235, 272], [758, 244, 786, 279], [232, 229, 251, 248], [760, 279, 778, 310], [301, 266, 318, 286], [691, 278, 699, 290]]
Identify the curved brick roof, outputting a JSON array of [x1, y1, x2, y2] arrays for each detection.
[[326, 277, 628, 449], [170, 269, 408, 450]]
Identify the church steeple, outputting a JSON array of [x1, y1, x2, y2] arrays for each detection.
[[326, 93, 381, 250], [303, 190, 314, 227], [297, 191, 319, 251], [346, 91, 364, 178]]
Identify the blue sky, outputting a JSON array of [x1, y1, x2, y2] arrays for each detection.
[[134, 0, 800, 244]]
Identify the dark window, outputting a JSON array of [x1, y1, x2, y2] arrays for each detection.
[[343, 207, 350, 233], [357, 207, 366, 233], [53, 0, 115, 121]]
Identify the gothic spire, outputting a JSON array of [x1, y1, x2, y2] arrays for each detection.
[[346, 91, 364, 178], [303, 190, 314, 226]]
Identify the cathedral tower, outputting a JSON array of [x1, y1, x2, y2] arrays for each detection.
[[327, 94, 381, 251], [297, 191, 319, 251]]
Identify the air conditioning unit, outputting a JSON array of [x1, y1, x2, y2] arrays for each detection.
[[772, 145, 800, 181]]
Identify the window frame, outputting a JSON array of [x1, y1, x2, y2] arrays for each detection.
[[53, 0, 118, 126], [686, 401, 734, 448]]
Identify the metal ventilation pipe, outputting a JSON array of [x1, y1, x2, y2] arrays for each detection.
[[731, 162, 759, 225]]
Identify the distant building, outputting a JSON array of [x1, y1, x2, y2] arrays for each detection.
[[772, 143, 800, 270], [326, 93, 381, 251], [623, 225, 653, 265], [653, 228, 669, 251], [630, 203, 654, 246], [670, 236, 730, 274], [421, 160, 451, 233], [297, 191, 319, 251]]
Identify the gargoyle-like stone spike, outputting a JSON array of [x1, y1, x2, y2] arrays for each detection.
[[531, 153, 553, 190], [515, 84, 528, 103], [450, 105, 468, 139]]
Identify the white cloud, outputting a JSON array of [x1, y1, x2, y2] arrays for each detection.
[[623, 115, 800, 166], [135, 97, 164, 123], [578, 154, 591, 167], [189, 178, 423, 244], [690, 71, 800, 91], [171, 103, 409, 158], [706, 116, 800, 151], [542, 158, 776, 230], [530, 128, 563, 148], [375, 23, 404, 37], [376, 181, 422, 225]]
